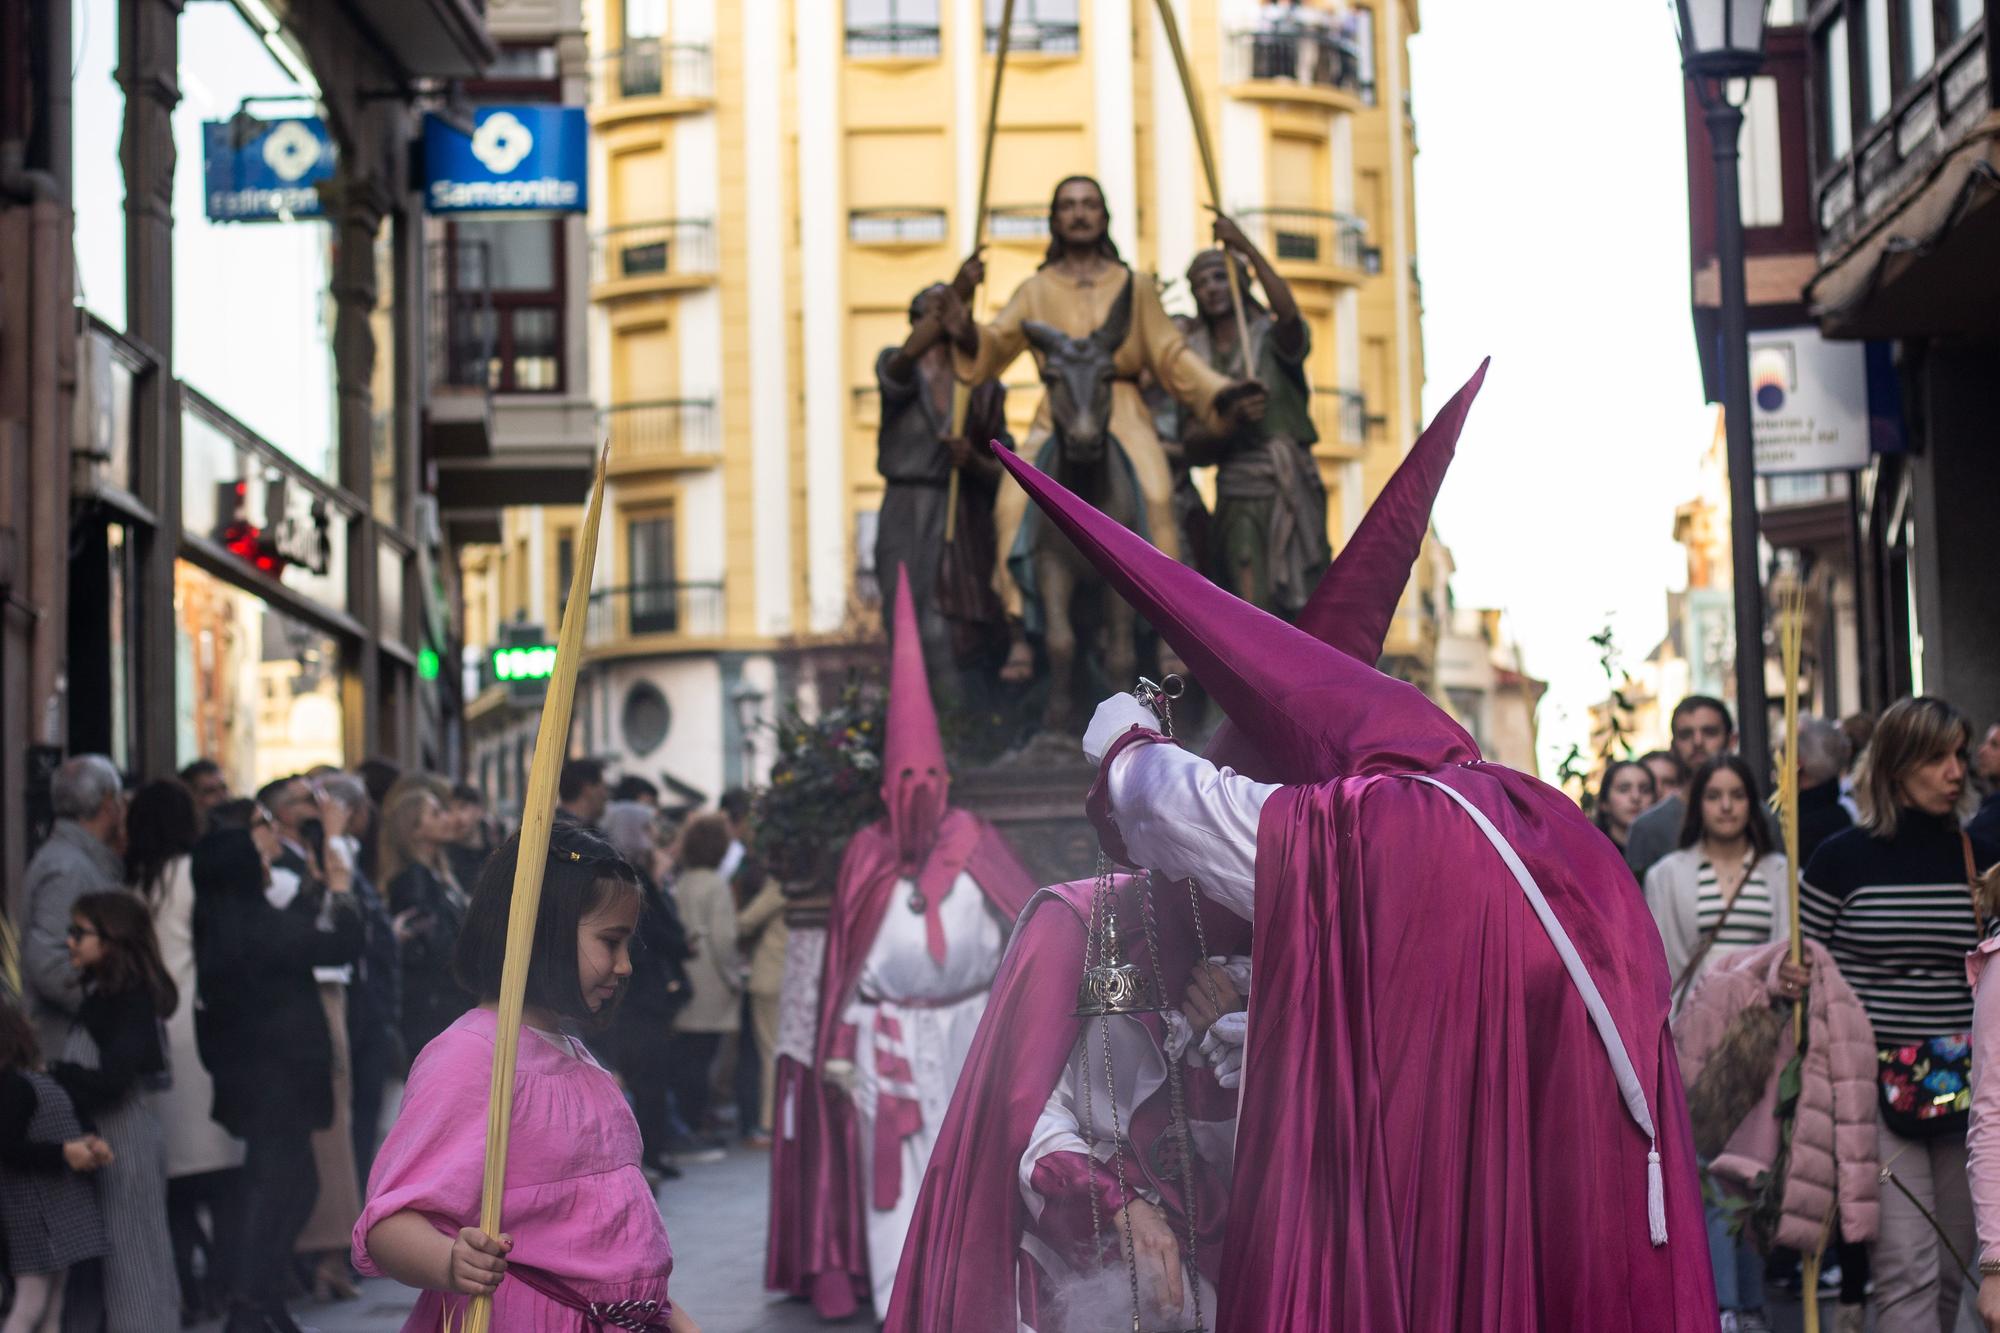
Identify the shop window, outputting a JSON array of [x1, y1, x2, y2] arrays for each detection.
[[172, 2, 337, 482], [175, 559, 347, 791], [181, 400, 350, 614], [72, 0, 125, 329]]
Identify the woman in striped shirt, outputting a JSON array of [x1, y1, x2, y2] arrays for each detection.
[[1647, 754, 1791, 1331], [1802, 695, 1999, 1333]]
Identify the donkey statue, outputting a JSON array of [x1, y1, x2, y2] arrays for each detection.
[[1018, 276, 1142, 735]]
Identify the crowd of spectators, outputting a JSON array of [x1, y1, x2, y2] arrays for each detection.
[[4, 750, 766, 1330]]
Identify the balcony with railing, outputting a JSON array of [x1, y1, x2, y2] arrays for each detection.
[[845, 21, 941, 58], [987, 17, 1080, 54], [1238, 208, 1373, 281], [849, 207, 950, 245], [1224, 26, 1372, 107], [591, 219, 718, 298], [987, 204, 1050, 242], [425, 238, 495, 457], [602, 399, 720, 472], [586, 580, 727, 648], [1310, 386, 1368, 455], [589, 42, 714, 125]]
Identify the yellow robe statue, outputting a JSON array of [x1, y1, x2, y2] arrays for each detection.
[[954, 263, 1234, 616]]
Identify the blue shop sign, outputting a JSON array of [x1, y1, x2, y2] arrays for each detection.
[[423, 106, 588, 215], [202, 116, 336, 222]]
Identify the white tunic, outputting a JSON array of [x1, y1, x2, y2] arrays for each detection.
[[843, 870, 1007, 1318]]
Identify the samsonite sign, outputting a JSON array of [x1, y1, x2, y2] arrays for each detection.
[[423, 106, 587, 215]]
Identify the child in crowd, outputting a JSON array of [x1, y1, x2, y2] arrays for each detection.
[[54, 892, 182, 1331], [354, 823, 702, 1331], [0, 1000, 111, 1333]]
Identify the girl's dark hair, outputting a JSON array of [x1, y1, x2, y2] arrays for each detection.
[[0, 1000, 39, 1072], [1040, 175, 1123, 269], [453, 824, 642, 1028], [1593, 761, 1655, 835], [73, 891, 180, 1018], [1677, 755, 1774, 860], [679, 813, 732, 872], [126, 779, 202, 903]]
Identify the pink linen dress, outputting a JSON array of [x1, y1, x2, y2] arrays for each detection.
[[352, 1007, 674, 1330]]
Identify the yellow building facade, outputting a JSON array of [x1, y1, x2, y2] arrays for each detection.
[[463, 0, 1430, 805]]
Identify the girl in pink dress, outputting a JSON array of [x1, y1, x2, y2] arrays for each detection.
[[353, 825, 703, 1331]]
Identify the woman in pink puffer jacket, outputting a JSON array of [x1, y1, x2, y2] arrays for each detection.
[[1674, 938, 1880, 1328]]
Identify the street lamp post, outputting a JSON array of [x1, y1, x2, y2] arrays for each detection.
[[1675, 0, 1772, 785]]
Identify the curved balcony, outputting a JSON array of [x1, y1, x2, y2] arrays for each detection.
[[845, 22, 941, 59], [589, 42, 714, 129], [1223, 27, 1372, 110], [986, 204, 1050, 243], [986, 18, 1080, 55], [1238, 207, 1374, 285], [602, 399, 720, 474], [585, 580, 727, 648], [849, 207, 949, 246], [591, 219, 719, 301]]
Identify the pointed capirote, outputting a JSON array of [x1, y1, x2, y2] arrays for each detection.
[[882, 563, 951, 865], [1205, 358, 1490, 779], [990, 433, 1481, 786]]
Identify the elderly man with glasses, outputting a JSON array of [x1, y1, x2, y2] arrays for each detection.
[[23, 754, 128, 1050]]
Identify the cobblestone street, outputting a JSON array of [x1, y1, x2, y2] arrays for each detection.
[[192, 1145, 873, 1333]]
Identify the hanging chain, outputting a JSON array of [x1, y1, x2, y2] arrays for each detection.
[[1138, 874, 1205, 1333]]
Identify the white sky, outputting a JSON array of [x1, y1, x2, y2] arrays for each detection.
[[1409, 0, 1719, 776]]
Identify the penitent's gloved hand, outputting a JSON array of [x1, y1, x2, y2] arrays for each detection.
[[1083, 693, 1163, 766]]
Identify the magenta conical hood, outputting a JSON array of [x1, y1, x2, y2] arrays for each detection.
[[883, 565, 949, 868], [991, 448, 1480, 785], [1206, 360, 1490, 779]]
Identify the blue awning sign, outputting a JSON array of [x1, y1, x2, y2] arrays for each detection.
[[423, 106, 588, 215], [202, 115, 337, 222]]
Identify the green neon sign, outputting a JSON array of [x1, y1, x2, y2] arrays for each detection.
[[418, 647, 440, 681], [492, 643, 558, 682]]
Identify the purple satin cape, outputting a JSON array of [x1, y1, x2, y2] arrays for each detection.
[[765, 810, 1035, 1318], [1220, 763, 1717, 1331], [882, 878, 1249, 1333]]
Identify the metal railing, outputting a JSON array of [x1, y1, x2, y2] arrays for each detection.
[[1238, 207, 1368, 271], [591, 41, 714, 102], [591, 219, 718, 284], [426, 238, 495, 393], [845, 22, 941, 57], [586, 580, 727, 642], [1224, 27, 1370, 100], [600, 399, 719, 463], [987, 19, 1080, 53], [987, 204, 1049, 240], [1311, 386, 1367, 447], [849, 207, 949, 244]]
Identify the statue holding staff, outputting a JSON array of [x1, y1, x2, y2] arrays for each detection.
[[942, 176, 1268, 690]]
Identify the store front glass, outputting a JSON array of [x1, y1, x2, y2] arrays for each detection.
[[71, 0, 125, 329], [172, 1, 338, 482], [182, 402, 351, 614], [174, 561, 346, 793]]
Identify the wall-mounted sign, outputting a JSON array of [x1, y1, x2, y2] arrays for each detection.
[[1749, 328, 1870, 476], [202, 115, 336, 222], [423, 106, 588, 215], [492, 643, 558, 682], [213, 477, 333, 577]]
